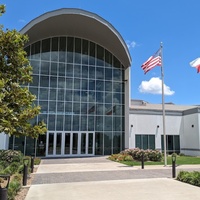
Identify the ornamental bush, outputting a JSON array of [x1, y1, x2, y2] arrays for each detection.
[[148, 150, 162, 162], [0, 150, 23, 164], [120, 148, 162, 162]]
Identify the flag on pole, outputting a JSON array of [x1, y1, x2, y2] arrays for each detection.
[[141, 48, 162, 74], [190, 58, 200, 73]]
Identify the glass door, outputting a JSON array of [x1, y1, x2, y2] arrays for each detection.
[[46, 131, 95, 157]]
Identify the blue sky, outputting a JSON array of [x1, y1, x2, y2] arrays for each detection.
[[1, 0, 200, 105]]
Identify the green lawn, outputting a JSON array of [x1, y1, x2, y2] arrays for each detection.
[[120, 155, 200, 166]]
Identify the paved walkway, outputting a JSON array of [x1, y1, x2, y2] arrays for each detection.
[[25, 156, 200, 200]]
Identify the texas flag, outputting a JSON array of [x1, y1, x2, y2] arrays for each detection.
[[190, 58, 200, 73]]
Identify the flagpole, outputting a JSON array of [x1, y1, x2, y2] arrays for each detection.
[[160, 42, 167, 166]]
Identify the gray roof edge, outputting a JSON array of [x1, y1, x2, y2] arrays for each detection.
[[20, 8, 132, 67]]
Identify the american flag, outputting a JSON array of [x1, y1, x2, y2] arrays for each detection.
[[141, 48, 162, 74]]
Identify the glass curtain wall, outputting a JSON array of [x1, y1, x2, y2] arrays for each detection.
[[14, 36, 125, 156]]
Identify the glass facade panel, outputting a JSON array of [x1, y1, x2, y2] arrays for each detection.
[[104, 132, 112, 155], [24, 36, 125, 156], [65, 133, 70, 154], [72, 133, 78, 154], [56, 132, 62, 154], [88, 133, 93, 154], [95, 132, 103, 155], [48, 133, 54, 155], [81, 133, 86, 154], [113, 132, 121, 154]]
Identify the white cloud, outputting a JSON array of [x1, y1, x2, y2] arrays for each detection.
[[18, 19, 26, 23], [138, 77, 175, 95], [126, 40, 136, 49]]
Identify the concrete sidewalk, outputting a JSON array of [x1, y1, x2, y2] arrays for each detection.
[[25, 157, 200, 200]]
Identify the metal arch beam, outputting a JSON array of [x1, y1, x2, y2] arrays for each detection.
[[20, 8, 132, 69]]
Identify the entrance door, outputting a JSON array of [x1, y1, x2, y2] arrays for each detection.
[[46, 132, 94, 157]]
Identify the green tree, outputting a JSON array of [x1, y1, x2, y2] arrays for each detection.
[[0, 5, 47, 138]]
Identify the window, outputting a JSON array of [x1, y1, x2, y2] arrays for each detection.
[[161, 135, 180, 154], [135, 135, 155, 150]]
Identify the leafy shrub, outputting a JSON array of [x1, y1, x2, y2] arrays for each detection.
[[124, 155, 134, 161], [117, 154, 127, 161], [34, 157, 41, 165], [8, 178, 21, 200], [2, 166, 12, 175], [177, 170, 200, 187], [148, 150, 162, 162], [0, 150, 23, 164], [12, 173, 22, 182], [120, 148, 162, 162], [8, 162, 20, 175], [108, 154, 120, 161], [17, 164, 24, 174]]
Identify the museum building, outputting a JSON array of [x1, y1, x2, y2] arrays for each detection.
[[0, 8, 131, 157], [0, 8, 200, 157]]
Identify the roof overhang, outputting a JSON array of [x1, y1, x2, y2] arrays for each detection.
[[20, 8, 131, 69]]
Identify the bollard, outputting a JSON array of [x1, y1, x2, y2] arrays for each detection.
[[172, 154, 176, 178], [141, 153, 144, 169], [31, 156, 34, 173], [23, 158, 29, 186], [0, 175, 10, 200], [0, 188, 7, 200]]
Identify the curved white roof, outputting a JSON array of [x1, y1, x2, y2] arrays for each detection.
[[20, 8, 131, 68]]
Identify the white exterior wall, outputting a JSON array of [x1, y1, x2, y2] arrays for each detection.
[[0, 133, 9, 150], [129, 113, 182, 150], [181, 113, 200, 156]]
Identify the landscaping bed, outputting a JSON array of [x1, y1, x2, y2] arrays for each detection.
[[108, 148, 200, 188], [0, 150, 40, 200]]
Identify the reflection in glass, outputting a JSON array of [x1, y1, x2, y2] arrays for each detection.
[[104, 132, 112, 155], [74, 64, 81, 78], [65, 133, 70, 154], [49, 101, 56, 113], [50, 77, 57, 88], [81, 133, 86, 154], [81, 116, 87, 131], [65, 115, 71, 130], [39, 88, 48, 100], [66, 64, 73, 77], [51, 62, 57, 76], [73, 115, 79, 131], [95, 132, 103, 155], [104, 116, 112, 131], [72, 133, 78, 154], [88, 133, 93, 154], [49, 89, 56, 100], [41, 61, 50, 75], [56, 115, 63, 131], [88, 116, 94, 131], [26, 36, 125, 156], [48, 133, 54, 155], [56, 133, 62, 154], [48, 115, 55, 130], [82, 65, 88, 78], [113, 132, 121, 154]]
